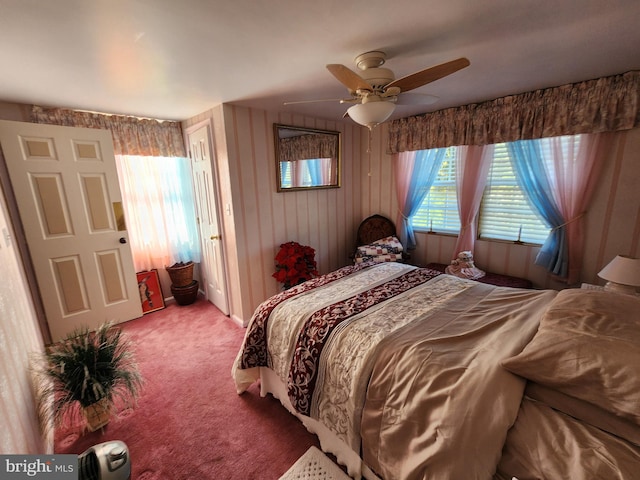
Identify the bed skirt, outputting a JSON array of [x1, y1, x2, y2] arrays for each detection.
[[259, 367, 381, 480]]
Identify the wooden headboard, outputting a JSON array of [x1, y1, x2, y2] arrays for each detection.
[[356, 214, 397, 246]]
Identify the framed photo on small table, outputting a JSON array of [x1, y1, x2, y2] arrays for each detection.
[[136, 269, 165, 314]]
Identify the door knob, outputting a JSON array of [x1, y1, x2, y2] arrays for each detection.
[[210, 235, 221, 240], [119, 237, 127, 244]]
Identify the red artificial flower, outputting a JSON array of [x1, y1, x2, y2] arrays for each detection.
[[272, 241, 318, 289]]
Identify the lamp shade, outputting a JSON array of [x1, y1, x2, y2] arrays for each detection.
[[347, 101, 395, 130], [597, 255, 640, 293]]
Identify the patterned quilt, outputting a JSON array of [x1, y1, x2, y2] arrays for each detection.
[[233, 262, 469, 449], [354, 235, 404, 263]]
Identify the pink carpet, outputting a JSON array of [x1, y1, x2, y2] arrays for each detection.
[[55, 298, 320, 479]]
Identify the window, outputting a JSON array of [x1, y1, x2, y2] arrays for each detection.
[[280, 158, 331, 188], [412, 139, 572, 245], [115, 155, 201, 271], [478, 143, 550, 244], [280, 161, 293, 188], [412, 147, 461, 233]]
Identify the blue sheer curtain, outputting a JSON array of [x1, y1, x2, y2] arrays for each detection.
[[395, 148, 447, 249], [507, 140, 567, 276], [281, 161, 291, 188], [308, 159, 322, 186]]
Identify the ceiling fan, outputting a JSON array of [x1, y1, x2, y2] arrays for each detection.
[[285, 51, 470, 130]]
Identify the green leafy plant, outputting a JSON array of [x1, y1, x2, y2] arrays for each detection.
[[34, 322, 143, 432]]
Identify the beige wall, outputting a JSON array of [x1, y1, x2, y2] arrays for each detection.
[[0, 101, 31, 122], [184, 105, 366, 325], [0, 115, 50, 453], [0, 203, 50, 454], [582, 129, 640, 284]]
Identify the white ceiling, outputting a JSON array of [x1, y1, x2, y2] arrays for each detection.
[[1, 0, 638, 124]]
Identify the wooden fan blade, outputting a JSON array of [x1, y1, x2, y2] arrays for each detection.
[[326, 64, 372, 93], [385, 57, 470, 93]]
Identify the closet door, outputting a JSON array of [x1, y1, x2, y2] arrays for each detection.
[[0, 120, 142, 341], [187, 122, 229, 315]]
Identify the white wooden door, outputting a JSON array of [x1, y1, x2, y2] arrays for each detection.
[[0, 120, 142, 341], [187, 124, 229, 315]]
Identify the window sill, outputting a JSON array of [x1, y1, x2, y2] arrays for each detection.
[[478, 237, 543, 247], [414, 229, 458, 238], [414, 230, 543, 247]]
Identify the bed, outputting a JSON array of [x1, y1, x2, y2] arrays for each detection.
[[232, 261, 640, 479]]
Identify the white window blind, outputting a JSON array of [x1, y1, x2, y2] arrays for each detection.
[[478, 143, 550, 244], [412, 138, 583, 245], [280, 160, 317, 188], [280, 162, 292, 188], [412, 147, 460, 233]]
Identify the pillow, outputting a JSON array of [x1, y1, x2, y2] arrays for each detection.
[[501, 289, 640, 425], [525, 382, 640, 447], [354, 235, 403, 264], [496, 398, 640, 480]]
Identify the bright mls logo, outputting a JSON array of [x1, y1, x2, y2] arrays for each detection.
[[1, 455, 77, 479]]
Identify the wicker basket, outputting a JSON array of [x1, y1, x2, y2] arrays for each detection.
[[165, 261, 194, 287], [83, 397, 111, 432], [171, 280, 199, 306]]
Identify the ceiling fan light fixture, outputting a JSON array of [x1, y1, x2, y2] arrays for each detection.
[[347, 101, 396, 130]]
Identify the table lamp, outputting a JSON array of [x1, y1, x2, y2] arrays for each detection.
[[597, 255, 640, 295]]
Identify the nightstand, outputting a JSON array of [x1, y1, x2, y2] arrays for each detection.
[[425, 263, 533, 289]]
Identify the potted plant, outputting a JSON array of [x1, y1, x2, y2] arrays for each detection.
[[34, 322, 143, 432], [272, 241, 319, 289]]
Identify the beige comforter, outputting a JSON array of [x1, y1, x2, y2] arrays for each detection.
[[233, 262, 556, 479], [361, 279, 555, 479]]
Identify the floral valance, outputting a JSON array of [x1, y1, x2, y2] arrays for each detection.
[[31, 106, 186, 157], [388, 71, 640, 153], [279, 134, 337, 162]]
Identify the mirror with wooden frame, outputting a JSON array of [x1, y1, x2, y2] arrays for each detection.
[[274, 124, 341, 192]]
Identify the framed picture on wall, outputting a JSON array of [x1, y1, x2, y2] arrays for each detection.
[[136, 269, 165, 314]]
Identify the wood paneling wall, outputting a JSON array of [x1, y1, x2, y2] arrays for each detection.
[[185, 103, 640, 323], [184, 105, 365, 326], [0, 103, 51, 453]]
